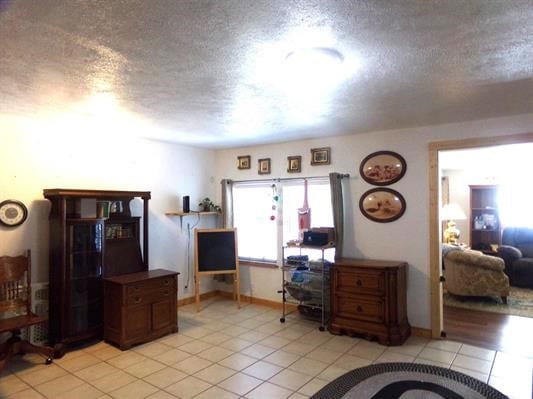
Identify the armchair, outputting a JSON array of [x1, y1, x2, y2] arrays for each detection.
[[498, 227, 533, 288], [444, 249, 509, 303]]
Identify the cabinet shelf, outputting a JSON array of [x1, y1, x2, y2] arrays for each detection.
[[70, 297, 101, 309], [105, 236, 136, 241], [280, 246, 334, 331], [285, 243, 336, 250], [469, 185, 501, 250], [282, 265, 323, 274]]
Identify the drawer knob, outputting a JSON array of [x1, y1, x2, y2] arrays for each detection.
[[356, 279, 362, 287], [132, 285, 140, 291], [356, 305, 363, 312], [163, 290, 169, 296], [163, 279, 170, 286], [134, 297, 141, 304]]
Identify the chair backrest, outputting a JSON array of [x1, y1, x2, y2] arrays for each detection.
[[0, 250, 31, 316]]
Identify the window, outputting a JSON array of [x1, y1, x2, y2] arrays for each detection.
[[233, 178, 333, 263], [233, 183, 277, 262]]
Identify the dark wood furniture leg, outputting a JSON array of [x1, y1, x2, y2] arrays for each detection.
[[0, 330, 65, 372]]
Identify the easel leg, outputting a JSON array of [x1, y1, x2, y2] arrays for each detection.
[[195, 276, 200, 312], [235, 272, 240, 309]]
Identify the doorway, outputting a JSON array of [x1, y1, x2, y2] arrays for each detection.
[[428, 132, 533, 342]]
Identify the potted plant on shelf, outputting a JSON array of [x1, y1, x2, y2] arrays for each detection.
[[198, 198, 221, 212]]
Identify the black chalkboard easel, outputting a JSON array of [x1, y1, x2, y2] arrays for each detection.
[[194, 228, 240, 311]]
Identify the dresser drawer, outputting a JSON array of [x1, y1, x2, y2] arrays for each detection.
[[126, 276, 175, 296], [336, 295, 384, 323], [336, 268, 385, 295], [127, 287, 174, 306]]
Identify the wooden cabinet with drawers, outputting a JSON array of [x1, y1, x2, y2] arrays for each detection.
[[103, 269, 178, 350], [329, 258, 410, 346]]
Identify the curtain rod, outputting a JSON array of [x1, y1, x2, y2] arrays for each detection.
[[230, 173, 350, 184]]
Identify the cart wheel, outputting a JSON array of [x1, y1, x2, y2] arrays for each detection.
[[45, 356, 53, 365], [319, 326, 325, 332], [280, 317, 285, 323]]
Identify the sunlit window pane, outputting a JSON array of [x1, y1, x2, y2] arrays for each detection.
[[233, 179, 333, 263], [500, 183, 533, 227], [233, 184, 277, 261], [282, 180, 333, 243]]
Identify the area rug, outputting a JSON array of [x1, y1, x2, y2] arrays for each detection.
[[311, 362, 508, 399], [444, 286, 533, 318]]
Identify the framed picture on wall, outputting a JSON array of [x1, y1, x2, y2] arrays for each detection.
[[258, 158, 271, 175], [310, 147, 331, 165], [237, 155, 251, 170], [359, 151, 406, 186], [359, 188, 406, 223], [287, 156, 301, 173]]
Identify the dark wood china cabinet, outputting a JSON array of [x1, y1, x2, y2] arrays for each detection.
[[43, 189, 151, 345]]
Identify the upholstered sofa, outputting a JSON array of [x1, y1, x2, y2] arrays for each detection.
[[498, 227, 533, 288], [444, 248, 509, 303]]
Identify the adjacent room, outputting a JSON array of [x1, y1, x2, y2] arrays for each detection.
[[440, 144, 533, 354], [1, 1, 533, 398]]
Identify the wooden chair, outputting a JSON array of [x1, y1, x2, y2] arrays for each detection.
[[0, 250, 62, 371]]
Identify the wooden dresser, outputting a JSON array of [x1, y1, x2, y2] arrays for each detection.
[[103, 269, 178, 350], [328, 258, 410, 346]]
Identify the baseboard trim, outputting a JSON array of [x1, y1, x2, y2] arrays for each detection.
[[411, 326, 432, 339], [177, 291, 219, 306], [216, 290, 297, 310], [189, 290, 298, 312], [180, 291, 432, 339]]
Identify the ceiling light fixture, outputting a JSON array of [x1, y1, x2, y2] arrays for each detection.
[[283, 47, 345, 90], [285, 47, 344, 71]]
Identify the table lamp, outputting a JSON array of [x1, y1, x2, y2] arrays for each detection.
[[441, 203, 467, 244]]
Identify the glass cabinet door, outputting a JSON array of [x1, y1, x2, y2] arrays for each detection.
[[67, 220, 104, 336]]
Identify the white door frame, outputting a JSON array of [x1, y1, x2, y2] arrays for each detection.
[[428, 132, 533, 338]]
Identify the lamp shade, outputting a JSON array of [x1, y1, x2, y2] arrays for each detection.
[[441, 203, 466, 221]]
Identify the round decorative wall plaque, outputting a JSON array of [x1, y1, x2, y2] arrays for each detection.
[[0, 200, 28, 227]]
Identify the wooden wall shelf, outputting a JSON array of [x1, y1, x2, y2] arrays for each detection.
[[165, 211, 219, 228], [165, 211, 219, 216]]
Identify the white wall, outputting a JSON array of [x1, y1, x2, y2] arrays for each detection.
[[2, 112, 532, 327], [0, 127, 219, 298], [214, 113, 533, 330]]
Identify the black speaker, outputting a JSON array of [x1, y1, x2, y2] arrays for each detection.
[[183, 196, 190, 213]]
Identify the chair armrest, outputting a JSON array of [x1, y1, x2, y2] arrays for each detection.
[[446, 250, 505, 272], [497, 245, 522, 273], [497, 245, 522, 260]]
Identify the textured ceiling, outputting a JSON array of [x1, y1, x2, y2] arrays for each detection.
[[1, 0, 532, 148]]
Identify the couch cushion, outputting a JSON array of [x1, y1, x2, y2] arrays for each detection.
[[518, 244, 533, 258], [502, 227, 533, 257]]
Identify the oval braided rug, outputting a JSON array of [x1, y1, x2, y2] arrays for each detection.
[[311, 363, 508, 399]]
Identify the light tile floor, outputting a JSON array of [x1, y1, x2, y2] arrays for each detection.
[[1, 298, 532, 399]]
